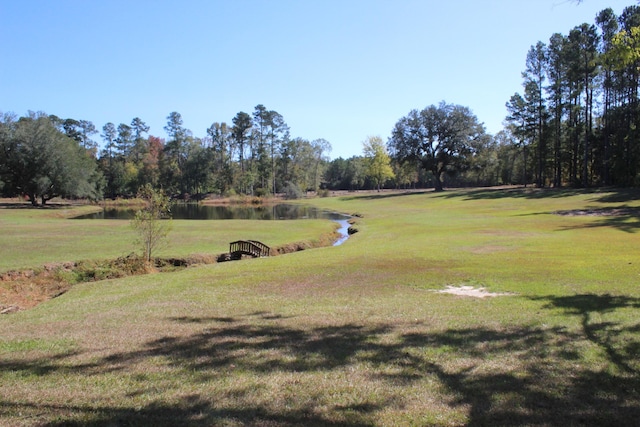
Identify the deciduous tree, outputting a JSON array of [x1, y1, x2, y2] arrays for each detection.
[[131, 184, 172, 263], [0, 112, 102, 205], [389, 102, 486, 191], [362, 136, 394, 191]]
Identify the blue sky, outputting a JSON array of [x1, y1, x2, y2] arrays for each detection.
[[1, 0, 635, 159]]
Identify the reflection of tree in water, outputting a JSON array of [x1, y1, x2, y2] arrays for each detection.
[[3, 299, 640, 426], [75, 204, 344, 221]]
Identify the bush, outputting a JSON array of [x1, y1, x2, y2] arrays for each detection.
[[317, 188, 331, 198], [254, 187, 269, 197], [282, 182, 304, 199]]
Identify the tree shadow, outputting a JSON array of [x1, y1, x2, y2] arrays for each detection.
[[530, 293, 640, 375], [339, 189, 432, 201], [2, 306, 640, 425], [432, 186, 595, 201], [426, 186, 640, 233], [2, 395, 372, 427], [591, 188, 640, 203], [431, 186, 640, 204], [0, 201, 77, 209]]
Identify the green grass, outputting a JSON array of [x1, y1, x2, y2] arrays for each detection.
[[1, 188, 640, 426], [0, 204, 335, 271]]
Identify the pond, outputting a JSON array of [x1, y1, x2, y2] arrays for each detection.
[[73, 203, 352, 246]]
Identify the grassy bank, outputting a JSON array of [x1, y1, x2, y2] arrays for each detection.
[[1, 188, 640, 425]]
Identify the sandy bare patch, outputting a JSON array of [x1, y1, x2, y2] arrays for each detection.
[[554, 207, 640, 217], [436, 285, 515, 298]]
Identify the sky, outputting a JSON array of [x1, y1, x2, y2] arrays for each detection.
[[1, 0, 636, 159]]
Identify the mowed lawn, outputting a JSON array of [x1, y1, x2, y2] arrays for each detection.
[[1, 188, 640, 426]]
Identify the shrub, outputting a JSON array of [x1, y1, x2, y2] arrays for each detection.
[[282, 182, 304, 199], [131, 185, 172, 263], [317, 188, 331, 198]]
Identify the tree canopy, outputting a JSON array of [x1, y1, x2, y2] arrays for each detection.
[[0, 112, 102, 205], [362, 136, 394, 191], [388, 102, 487, 191]]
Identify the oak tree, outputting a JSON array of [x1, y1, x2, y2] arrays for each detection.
[[0, 112, 102, 205], [389, 102, 486, 191]]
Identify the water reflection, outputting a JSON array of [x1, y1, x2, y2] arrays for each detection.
[[73, 204, 352, 245], [332, 218, 351, 246], [74, 204, 345, 221]]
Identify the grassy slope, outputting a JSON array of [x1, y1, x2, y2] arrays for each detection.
[[1, 188, 640, 426]]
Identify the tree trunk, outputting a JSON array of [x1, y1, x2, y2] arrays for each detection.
[[434, 172, 444, 192], [523, 144, 528, 188]]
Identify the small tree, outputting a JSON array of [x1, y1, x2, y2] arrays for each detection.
[[131, 184, 172, 263], [363, 136, 395, 191]]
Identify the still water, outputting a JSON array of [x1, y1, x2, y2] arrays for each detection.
[[73, 204, 351, 246]]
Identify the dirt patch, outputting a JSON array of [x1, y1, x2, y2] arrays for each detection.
[[436, 285, 515, 298], [0, 269, 71, 313]]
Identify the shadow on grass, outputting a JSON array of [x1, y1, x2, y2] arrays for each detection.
[[339, 189, 432, 201], [0, 202, 77, 209], [427, 186, 640, 233], [591, 188, 640, 203], [530, 293, 640, 374], [1, 397, 371, 427], [432, 186, 640, 204], [2, 303, 640, 425], [433, 186, 592, 201]]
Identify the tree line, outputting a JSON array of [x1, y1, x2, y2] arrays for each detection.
[[0, 104, 403, 204], [501, 4, 640, 188], [98, 105, 336, 199], [0, 106, 339, 204], [388, 4, 640, 191], [3, 5, 640, 202]]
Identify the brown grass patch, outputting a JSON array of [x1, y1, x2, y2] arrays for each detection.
[[465, 245, 512, 254]]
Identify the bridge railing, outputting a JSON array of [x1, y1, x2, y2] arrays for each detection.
[[229, 240, 271, 259], [247, 240, 270, 257]]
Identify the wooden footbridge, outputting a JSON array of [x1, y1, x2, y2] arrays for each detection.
[[229, 240, 271, 260]]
